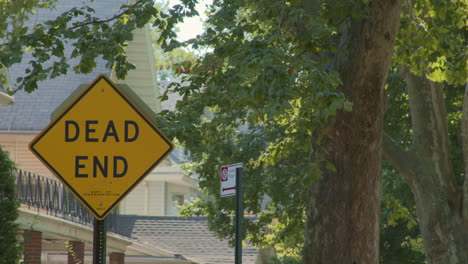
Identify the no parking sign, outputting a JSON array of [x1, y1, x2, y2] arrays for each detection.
[[220, 163, 242, 197]]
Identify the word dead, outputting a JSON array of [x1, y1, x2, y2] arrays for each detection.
[[65, 120, 138, 178], [65, 120, 139, 142]]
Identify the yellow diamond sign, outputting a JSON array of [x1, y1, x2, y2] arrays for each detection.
[[29, 75, 173, 220]]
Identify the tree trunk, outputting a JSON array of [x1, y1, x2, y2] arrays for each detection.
[[302, 0, 403, 263], [383, 71, 468, 264]]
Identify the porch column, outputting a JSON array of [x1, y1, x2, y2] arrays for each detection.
[[110, 252, 125, 264], [23, 230, 42, 264]]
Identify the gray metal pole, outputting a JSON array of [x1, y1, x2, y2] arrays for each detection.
[[235, 167, 243, 264], [93, 218, 107, 264]]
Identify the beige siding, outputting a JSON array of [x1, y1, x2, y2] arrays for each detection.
[[147, 181, 165, 215], [115, 24, 161, 114], [121, 183, 146, 215], [120, 180, 167, 216], [120, 172, 200, 216], [0, 133, 54, 178]]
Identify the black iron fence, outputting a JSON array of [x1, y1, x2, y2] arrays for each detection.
[[16, 170, 119, 232]]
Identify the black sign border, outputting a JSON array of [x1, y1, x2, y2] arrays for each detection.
[[29, 75, 174, 220]]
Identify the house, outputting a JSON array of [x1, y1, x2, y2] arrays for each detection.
[[119, 158, 200, 216]]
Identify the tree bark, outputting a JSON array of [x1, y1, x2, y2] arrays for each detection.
[[383, 70, 468, 264], [303, 0, 403, 263], [462, 83, 468, 228]]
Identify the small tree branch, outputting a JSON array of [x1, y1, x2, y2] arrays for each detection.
[[402, 68, 459, 194], [382, 132, 417, 186], [0, 0, 146, 47], [69, 0, 145, 30]]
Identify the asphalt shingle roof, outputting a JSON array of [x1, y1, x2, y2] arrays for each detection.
[[117, 215, 258, 264], [0, 0, 128, 131]]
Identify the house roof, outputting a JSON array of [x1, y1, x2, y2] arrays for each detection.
[[116, 215, 259, 264], [0, 0, 128, 131]]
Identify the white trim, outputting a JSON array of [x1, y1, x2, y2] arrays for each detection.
[[0, 91, 14, 106], [0, 131, 39, 133]]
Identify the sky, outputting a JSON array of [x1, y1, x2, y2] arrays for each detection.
[[169, 0, 211, 42]]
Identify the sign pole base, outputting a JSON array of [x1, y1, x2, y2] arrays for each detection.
[[235, 167, 243, 264], [93, 218, 107, 264]]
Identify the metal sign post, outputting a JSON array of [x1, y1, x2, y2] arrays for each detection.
[[220, 163, 243, 264], [93, 218, 107, 264], [235, 167, 243, 264]]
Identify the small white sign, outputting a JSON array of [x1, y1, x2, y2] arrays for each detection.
[[220, 163, 242, 197]]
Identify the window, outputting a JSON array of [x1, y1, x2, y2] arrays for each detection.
[[172, 194, 184, 206]]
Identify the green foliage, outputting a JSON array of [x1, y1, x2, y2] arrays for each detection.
[[155, 46, 197, 80], [444, 82, 466, 185], [395, 0, 467, 85], [163, 0, 465, 258], [380, 164, 425, 264], [383, 0, 468, 258], [380, 68, 425, 264], [0, 146, 21, 264], [272, 256, 302, 264], [383, 69, 413, 145], [0, 0, 195, 94], [381, 62, 466, 263], [157, 0, 348, 257], [149, 0, 199, 81]]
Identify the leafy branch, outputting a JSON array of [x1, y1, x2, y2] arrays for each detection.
[[0, 0, 171, 94], [68, 0, 145, 30]]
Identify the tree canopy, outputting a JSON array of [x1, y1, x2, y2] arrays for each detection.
[[163, 0, 348, 258], [157, 0, 467, 263], [160, 0, 396, 261]]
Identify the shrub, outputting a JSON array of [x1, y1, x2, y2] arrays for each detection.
[[0, 146, 21, 263]]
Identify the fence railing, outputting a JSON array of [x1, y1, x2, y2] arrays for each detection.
[[16, 170, 119, 232]]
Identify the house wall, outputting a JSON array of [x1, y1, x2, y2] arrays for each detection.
[[120, 180, 165, 216], [120, 172, 200, 216], [113, 24, 161, 114], [0, 133, 54, 178], [165, 182, 199, 216]]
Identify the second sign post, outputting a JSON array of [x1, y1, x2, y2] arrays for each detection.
[[220, 163, 244, 264]]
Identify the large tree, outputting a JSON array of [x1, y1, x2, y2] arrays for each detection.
[[384, 75, 467, 264], [302, 0, 403, 262], [379, 68, 426, 264], [159, 0, 403, 263], [160, 0, 467, 263], [382, 0, 467, 262]]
